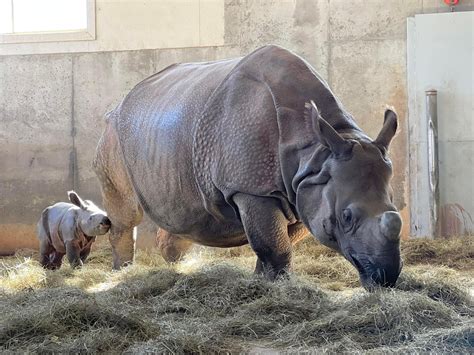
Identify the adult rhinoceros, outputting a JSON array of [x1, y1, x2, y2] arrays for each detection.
[[93, 45, 402, 289]]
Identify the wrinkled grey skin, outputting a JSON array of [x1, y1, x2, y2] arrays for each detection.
[[94, 45, 402, 289], [37, 191, 111, 269]]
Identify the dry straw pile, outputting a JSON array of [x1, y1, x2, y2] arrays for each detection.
[[1, 237, 472, 353]]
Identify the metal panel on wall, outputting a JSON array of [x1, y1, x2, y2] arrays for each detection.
[[407, 11, 474, 237]]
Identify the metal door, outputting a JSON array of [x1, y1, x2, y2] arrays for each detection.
[[407, 11, 473, 237]]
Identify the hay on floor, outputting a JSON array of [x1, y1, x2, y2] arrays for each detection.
[[0, 237, 472, 353]]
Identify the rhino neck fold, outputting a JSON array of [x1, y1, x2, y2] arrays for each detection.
[[278, 121, 366, 212], [235, 46, 362, 212]]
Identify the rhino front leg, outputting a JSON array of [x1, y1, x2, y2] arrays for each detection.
[[50, 251, 65, 270], [66, 241, 83, 269], [80, 245, 92, 263], [255, 223, 309, 274], [233, 193, 292, 280]]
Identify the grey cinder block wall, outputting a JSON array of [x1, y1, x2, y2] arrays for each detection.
[[1, 0, 471, 253]]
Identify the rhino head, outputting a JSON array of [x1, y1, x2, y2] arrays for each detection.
[[296, 101, 402, 290], [68, 191, 112, 236]]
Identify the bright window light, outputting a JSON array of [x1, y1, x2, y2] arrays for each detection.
[[0, 0, 13, 34], [0, 0, 87, 34]]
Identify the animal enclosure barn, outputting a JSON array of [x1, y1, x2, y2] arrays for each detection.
[[1, 0, 473, 353]]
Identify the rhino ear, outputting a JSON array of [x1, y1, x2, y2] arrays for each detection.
[[68, 191, 86, 209], [305, 101, 352, 156], [374, 107, 398, 149]]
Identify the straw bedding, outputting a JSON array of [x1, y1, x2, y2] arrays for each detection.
[[1, 237, 472, 353]]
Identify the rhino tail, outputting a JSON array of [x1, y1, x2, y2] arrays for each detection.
[[105, 107, 119, 124], [37, 208, 51, 242]]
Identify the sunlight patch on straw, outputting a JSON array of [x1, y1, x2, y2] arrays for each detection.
[[86, 280, 120, 293], [176, 253, 207, 274]]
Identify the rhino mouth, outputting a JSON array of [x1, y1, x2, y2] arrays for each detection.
[[360, 271, 398, 291], [346, 253, 401, 290], [347, 254, 365, 273], [100, 225, 111, 232], [97, 223, 111, 234], [98, 217, 112, 232]]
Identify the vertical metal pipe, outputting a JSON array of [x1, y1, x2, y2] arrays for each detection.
[[69, 56, 78, 191], [426, 90, 439, 237]]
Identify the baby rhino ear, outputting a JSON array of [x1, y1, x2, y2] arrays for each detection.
[[68, 191, 87, 209]]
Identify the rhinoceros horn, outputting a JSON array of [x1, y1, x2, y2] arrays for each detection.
[[380, 211, 402, 241], [305, 100, 352, 156]]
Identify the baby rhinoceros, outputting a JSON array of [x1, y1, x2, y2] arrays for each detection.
[[37, 191, 111, 269]]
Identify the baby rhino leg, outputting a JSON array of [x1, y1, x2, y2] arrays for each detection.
[[66, 241, 83, 269], [80, 245, 92, 263], [156, 229, 193, 263], [38, 220, 56, 269], [49, 251, 65, 270], [39, 240, 55, 269]]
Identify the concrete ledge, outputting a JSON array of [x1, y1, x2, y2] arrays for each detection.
[[0, 224, 38, 256]]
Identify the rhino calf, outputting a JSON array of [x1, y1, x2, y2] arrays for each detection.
[[37, 191, 111, 269]]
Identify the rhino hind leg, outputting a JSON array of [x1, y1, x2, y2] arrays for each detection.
[[39, 240, 55, 269], [38, 221, 57, 269], [233, 193, 292, 281], [156, 229, 193, 263], [93, 121, 143, 270]]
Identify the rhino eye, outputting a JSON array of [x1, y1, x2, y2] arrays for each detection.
[[342, 209, 352, 226]]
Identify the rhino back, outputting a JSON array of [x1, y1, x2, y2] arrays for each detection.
[[113, 58, 242, 234]]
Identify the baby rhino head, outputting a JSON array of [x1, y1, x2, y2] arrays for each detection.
[[68, 191, 111, 236]]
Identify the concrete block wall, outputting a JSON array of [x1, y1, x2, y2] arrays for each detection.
[[0, 46, 241, 253], [1, 0, 472, 254], [0, 0, 226, 55]]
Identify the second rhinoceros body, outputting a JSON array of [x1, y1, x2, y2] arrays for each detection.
[[94, 45, 403, 289]]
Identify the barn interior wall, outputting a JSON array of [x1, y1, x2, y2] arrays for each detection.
[[1, 0, 472, 253], [0, 0, 226, 56]]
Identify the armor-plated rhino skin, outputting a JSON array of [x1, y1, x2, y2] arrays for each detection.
[[94, 45, 403, 289], [37, 191, 111, 269]]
